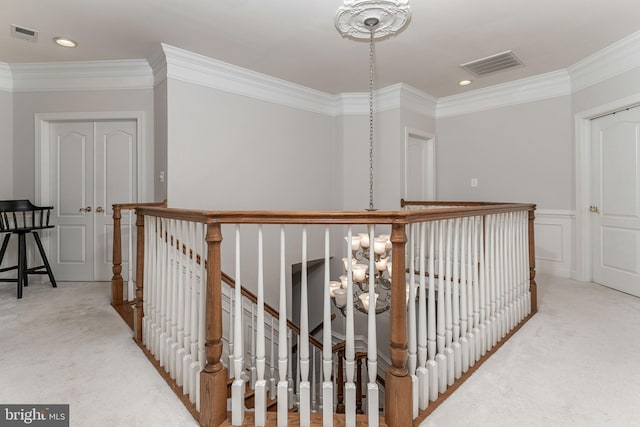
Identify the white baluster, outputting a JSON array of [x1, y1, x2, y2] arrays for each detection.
[[288, 329, 294, 408], [299, 226, 311, 426], [322, 227, 333, 427], [232, 225, 245, 425], [407, 224, 418, 419], [451, 218, 462, 379], [255, 225, 267, 426], [277, 226, 288, 427], [344, 227, 356, 427], [159, 218, 169, 367], [417, 222, 429, 410], [270, 316, 276, 399], [182, 221, 194, 396], [444, 219, 455, 386], [142, 215, 151, 348], [436, 221, 447, 394], [487, 215, 498, 349], [311, 348, 316, 413], [169, 220, 181, 379], [427, 222, 438, 402], [465, 218, 475, 368], [128, 209, 135, 301], [472, 217, 481, 362], [367, 226, 379, 427], [176, 220, 187, 387], [250, 304, 257, 390], [478, 216, 488, 357], [459, 218, 469, 373]]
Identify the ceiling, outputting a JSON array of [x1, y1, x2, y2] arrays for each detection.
[[2, 0, 640, 98]]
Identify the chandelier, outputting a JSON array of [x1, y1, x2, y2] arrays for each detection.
[[332, 0, 411, 315]]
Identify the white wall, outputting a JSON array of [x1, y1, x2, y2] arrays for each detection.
[[12, 89, 155, 201], [436, 95, 573, 210], [166, 79, 339, 212], [0, 90, 12, 199]]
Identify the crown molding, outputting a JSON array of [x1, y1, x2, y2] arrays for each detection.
[[437, 70, 571, 118], [9, 60, 153, 92], [147, 48, 167, 88], [569, 30, 640, 93], [336, 83, 436, 117], [0, 63, 12, 92], [161, 43, 337, 116]]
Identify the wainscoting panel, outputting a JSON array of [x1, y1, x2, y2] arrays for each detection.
[[534, 209, 575, 278]]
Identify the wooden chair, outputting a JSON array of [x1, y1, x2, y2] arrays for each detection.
[[0, 200, 57, 298]]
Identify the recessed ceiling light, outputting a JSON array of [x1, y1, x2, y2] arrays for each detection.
[[53, 37, 77, 48], [458, 80, 472, 86]]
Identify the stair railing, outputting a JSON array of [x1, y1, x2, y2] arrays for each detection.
[[115, 201, 536, 427]]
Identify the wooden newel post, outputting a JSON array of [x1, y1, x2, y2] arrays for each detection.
[[528, 208, 537, 314], [200, 222, 227, 427], [111, 205, 123, 307], [134, 212, 145, 343], [385, 222, 412, 427]]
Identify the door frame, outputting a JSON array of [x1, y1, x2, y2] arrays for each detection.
[[403, 127, 436, 201], [34, 111, 145, 277], [574, 94, 640, 281]]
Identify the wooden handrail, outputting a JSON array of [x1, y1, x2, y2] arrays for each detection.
[[136, 202, 535, 226]]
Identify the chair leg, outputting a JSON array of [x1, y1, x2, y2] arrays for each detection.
[[17, 233, 26, 299], [0, 234, 10, 266], [32, 231, 57, 288]]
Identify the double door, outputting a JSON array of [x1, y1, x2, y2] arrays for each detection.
[[49, 120, 137, 281]]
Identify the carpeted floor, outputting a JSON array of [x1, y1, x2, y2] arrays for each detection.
[[1, 275, 639, 426]]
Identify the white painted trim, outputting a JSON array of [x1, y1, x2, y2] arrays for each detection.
[[403, 128, 436, 201], [147, 49, 167, 88], [161, 43, 337, 116], [437, 70, 571, 118], [35, 111, 146, 206], [10, 60, 153, 92], [0, 63, 12, 92], [534, 209, 575, 278], [569, 30, 640, 93], [574, 93, 640, 282]]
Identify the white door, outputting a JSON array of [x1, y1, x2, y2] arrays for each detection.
[[49, 120, 137, 281], [405, 129, 436, 201], [590, 107, 640, 296]]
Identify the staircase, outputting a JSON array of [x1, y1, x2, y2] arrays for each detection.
[[110, 200, 538, 426]]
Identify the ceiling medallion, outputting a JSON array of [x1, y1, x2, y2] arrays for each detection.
[[335, 0, 411, 40]]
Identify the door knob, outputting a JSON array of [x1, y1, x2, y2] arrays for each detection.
[[79, 206, 92, 213], [589, 205, 600, 213], [96, 207, 104, 213]]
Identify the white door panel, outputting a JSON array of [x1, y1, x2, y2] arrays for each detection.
[[591, 107, 640, 296], [94, 121, 137, 280], [50, 122, 94, 280]]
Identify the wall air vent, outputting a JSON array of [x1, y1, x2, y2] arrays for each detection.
[[11, 24, 39, 42], [460, 50, 523, 77]]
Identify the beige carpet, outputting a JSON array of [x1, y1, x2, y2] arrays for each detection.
[[0, 281, 198, 427], [1, 275, 639, 426]]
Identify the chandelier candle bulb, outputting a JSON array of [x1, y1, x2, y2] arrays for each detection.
[[352, 264, 368, 282], [359, 292, 379, 312], [360, 233, 370, 249], [334, 289, 348, 308], [329, 281, 343, 297], [374, 237, 388, 255]]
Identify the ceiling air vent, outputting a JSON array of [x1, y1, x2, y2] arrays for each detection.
[[460, 50, 523, 77], [10, 24, 39, 42]]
